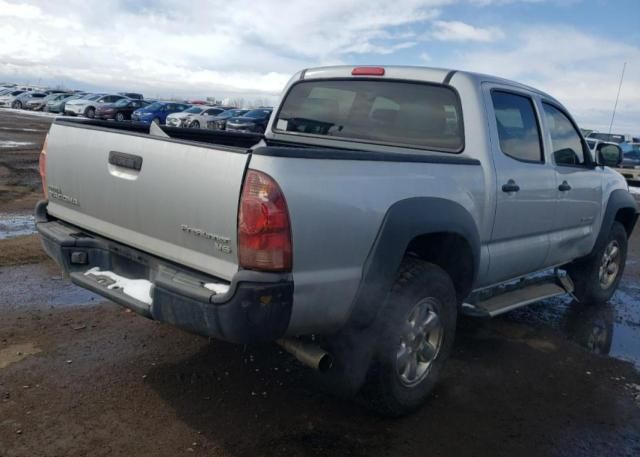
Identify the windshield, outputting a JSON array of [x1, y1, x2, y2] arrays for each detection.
[[244, 109, 272, 119], [10, 90, 24, 96], [219, 109, 248, 119], [621, 143, 640, 154], [275, 79, 464, 151], [184, 106, 203, 114], [143, 102, 163, 111], [588, 133, 625, 143]]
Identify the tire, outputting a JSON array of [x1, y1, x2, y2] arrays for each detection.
[[12, 101, 22, 109], [361, 258, 457, 416], [190, 120, 200, 128], [115, 112, 125, 122], [568, 221, 627, 304]]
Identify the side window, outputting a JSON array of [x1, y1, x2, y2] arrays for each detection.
[[542, 103, 590, 166], [491, 91, 543, 162]]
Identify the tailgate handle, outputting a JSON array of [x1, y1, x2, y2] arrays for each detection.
[[109, 151, 143, 171]]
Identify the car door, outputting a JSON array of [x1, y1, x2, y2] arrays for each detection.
[[483, 85, 557, 285], [540, 102, 602, 265]]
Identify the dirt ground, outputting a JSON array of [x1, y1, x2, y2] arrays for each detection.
[[0, 109, 639, 457]]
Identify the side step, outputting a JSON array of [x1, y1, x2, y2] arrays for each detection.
[[463, 273, 574, 318]]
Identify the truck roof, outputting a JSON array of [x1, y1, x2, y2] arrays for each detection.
[[299, 65, 562, 106]]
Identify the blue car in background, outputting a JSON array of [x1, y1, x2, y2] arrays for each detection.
[[131, 101, 191, 125]]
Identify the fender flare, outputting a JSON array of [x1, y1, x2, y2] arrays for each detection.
[[591, 189, 638, 256], [346, 197, 481, 329]]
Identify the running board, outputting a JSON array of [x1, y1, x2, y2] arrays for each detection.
[[463, 273, 574, 318]]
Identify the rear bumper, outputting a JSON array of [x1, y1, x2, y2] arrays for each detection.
[[35, 201, 293, 343]]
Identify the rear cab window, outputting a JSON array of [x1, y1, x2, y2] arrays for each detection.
[[490, 90, 543, 163], [273, 79, 464, 152]]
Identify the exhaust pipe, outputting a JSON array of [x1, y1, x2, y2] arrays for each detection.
[[277, 338, 333, 372]]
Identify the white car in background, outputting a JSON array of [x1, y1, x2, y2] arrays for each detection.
[[165, 105, 209, 128], [0, 89, 26, 107], [65, 94, 128, 118], [184, 106, 229, 129]]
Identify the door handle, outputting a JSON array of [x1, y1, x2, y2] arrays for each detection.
[[558, 181, 571, 192], [501, 179, 520, 193]]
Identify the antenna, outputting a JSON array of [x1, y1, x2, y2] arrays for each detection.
[[608, 61, 626, 135]]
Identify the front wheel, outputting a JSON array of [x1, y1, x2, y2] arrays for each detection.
[[12, 101, 22, 109], [115, 112, 125, 122], [189, 120, 200, 128], [84, 107, 95, 118], [568, 221, 628, 304], [361, 258, 457, 416]]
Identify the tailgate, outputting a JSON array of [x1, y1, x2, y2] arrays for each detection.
[[45, 122, 250, 280]]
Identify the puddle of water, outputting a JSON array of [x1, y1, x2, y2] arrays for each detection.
[[505, 278, 640, 369], [0, 342, 41, 369], [0, 213, 36, 240], [0, 140, 36, 148], [0, 262, 103, 309]]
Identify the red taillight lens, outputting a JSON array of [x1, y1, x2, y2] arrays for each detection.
[[238, 170, 292, 271], [39, 135, 48, 198], [351, 66, 385, 76]]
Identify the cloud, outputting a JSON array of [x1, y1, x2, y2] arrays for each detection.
[[0, 0, 448, 97], [430, 20, 504, 42], [439, 25, 640, 132]]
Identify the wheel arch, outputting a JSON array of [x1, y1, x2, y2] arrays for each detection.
[[347, 197, 480, 329], [599, 189, 638, 247]]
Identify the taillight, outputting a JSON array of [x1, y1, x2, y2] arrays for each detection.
[[39, 134, 48, 198], [238, 169, 292, 272]]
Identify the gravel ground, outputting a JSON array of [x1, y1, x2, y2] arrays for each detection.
[[0, 109, 639, 457]]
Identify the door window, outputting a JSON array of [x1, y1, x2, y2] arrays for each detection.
[[491, 91, 543, 163], [542, 103, 591, 166]]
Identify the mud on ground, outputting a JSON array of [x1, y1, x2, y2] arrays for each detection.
[[0, 110, 50, 213], [0, 109, 639, 457]]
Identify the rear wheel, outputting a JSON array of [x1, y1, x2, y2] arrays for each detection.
[[568, 221, 627, 304], [361, 258, 457, 416]]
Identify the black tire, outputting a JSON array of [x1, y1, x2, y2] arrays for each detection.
[[12, 101, 22, 109], [85, 107, 96, 118], [190, 120, 200, 128], [361, 258, 457, 417], [115, 112, 125, 122], [567, 221, 627, 304]]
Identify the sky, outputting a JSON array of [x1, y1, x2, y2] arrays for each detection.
[[0, 0, 638, 133]]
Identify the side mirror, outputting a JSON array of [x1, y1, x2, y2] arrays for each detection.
[[597, 143, 623, 167]]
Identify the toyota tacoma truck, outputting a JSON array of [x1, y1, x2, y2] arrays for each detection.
[[36, 66, 638, 416]]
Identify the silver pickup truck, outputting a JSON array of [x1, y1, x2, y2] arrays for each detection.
[[36, 65, 638, 416]]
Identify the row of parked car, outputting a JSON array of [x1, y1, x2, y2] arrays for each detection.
[[585, 132, 640, 183], [0, 84, 274, 133]]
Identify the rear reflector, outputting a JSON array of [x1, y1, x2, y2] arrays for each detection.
[[351, 67, 385, 76], [39, 134, 48, 198], [238, 170, 292, 272]]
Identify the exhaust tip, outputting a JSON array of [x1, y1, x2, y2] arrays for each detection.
[[317, 353, 334, 372], [277, 338, 333, 372]]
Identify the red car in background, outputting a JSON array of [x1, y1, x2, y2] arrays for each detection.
[[96, 98, 150, 121]]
